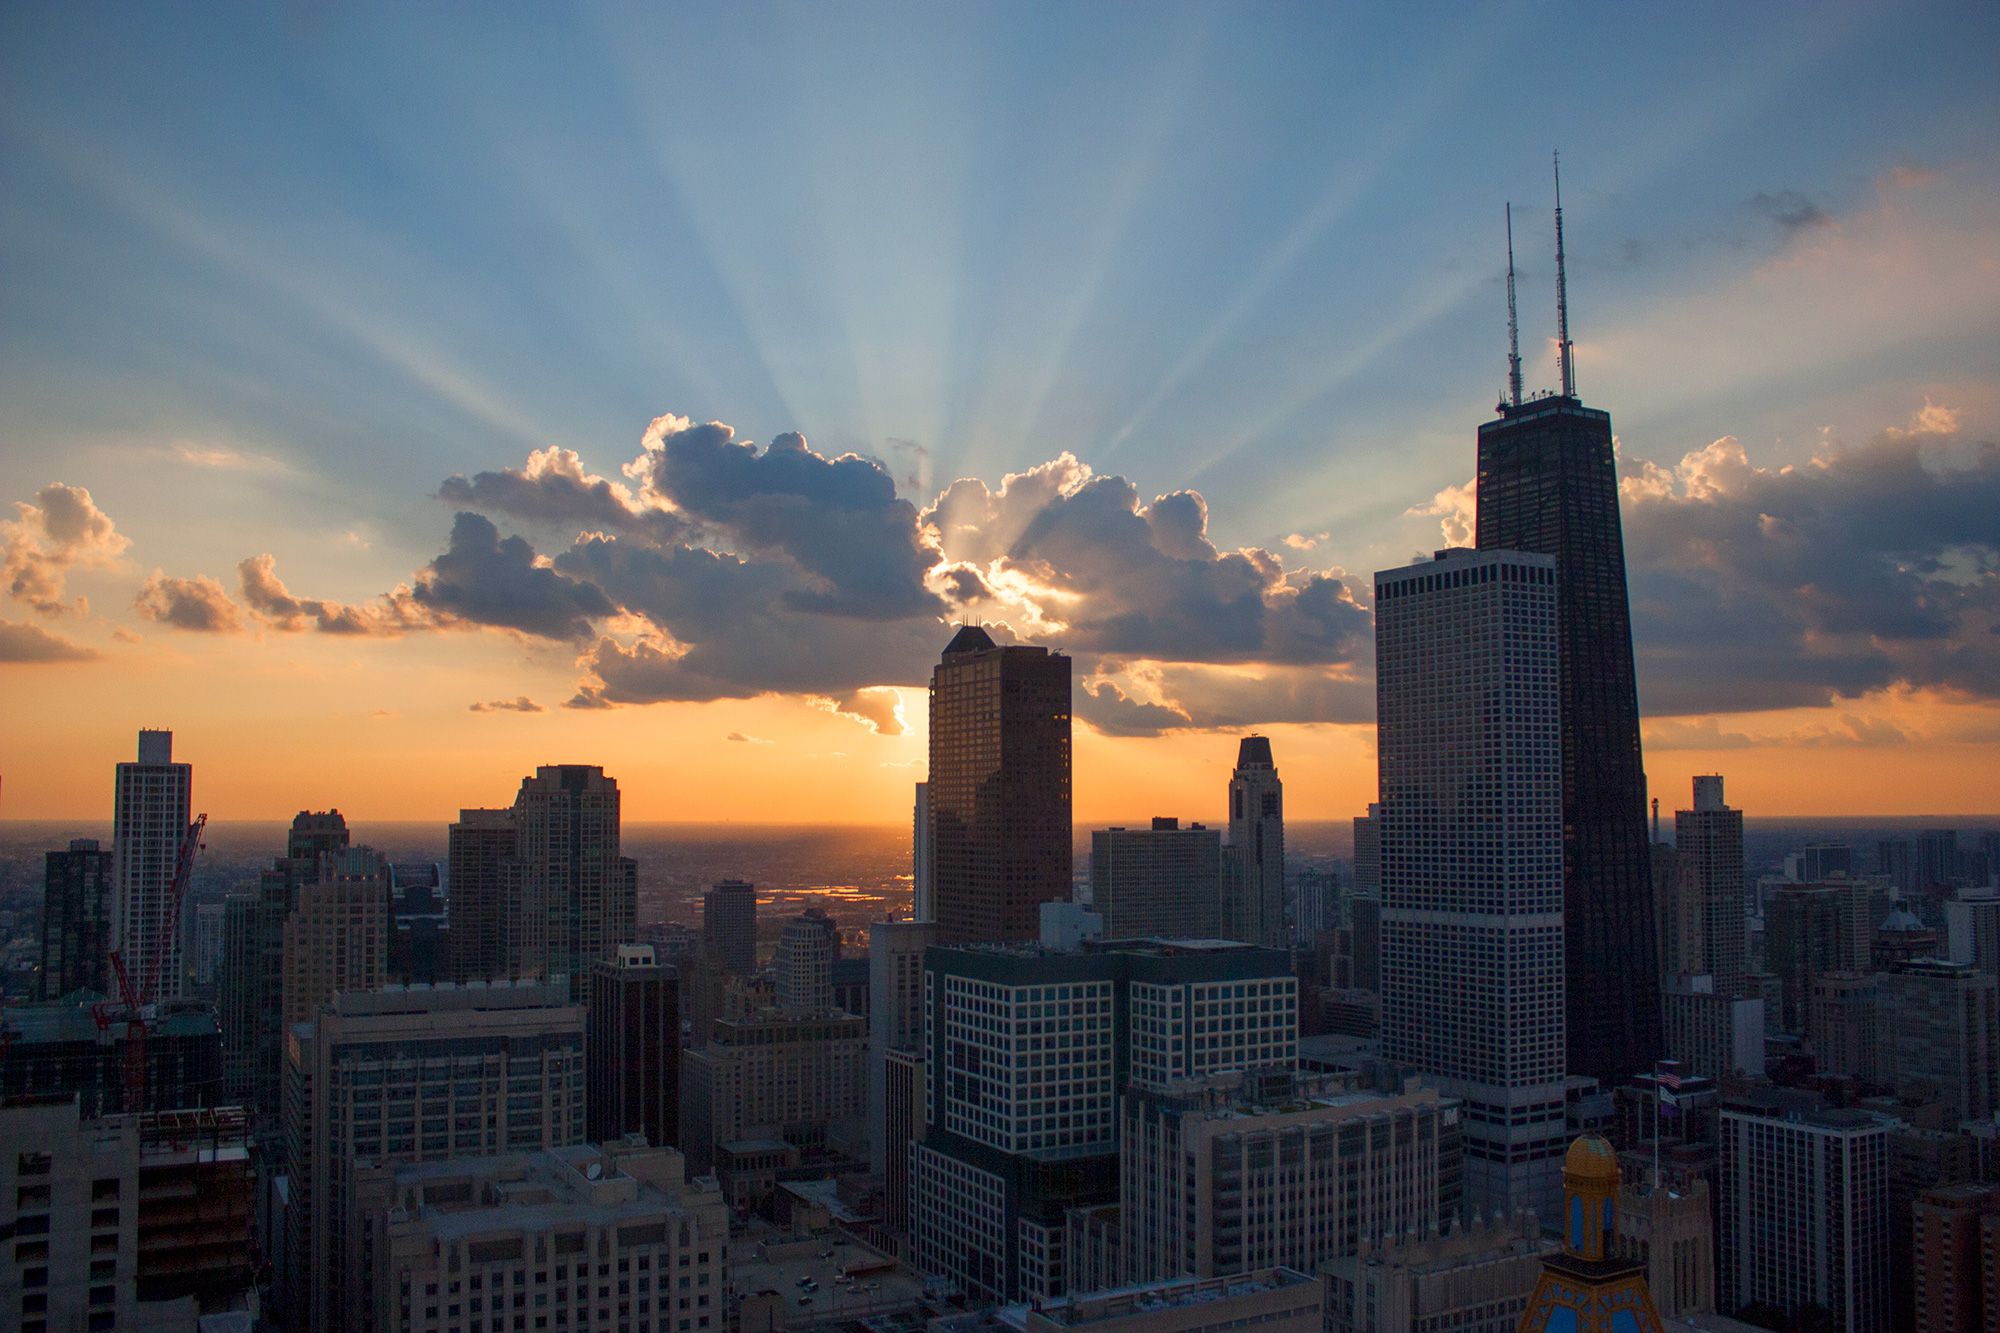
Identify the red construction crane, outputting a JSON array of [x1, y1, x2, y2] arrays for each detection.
[[103, 813, 207, 1110]]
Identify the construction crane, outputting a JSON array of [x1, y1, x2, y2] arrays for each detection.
[[99, 813, 207, 1111]]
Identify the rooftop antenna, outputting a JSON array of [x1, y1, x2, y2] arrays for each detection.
[[1554, 150, 1575, 398], [1505, 202, 1523, 408]]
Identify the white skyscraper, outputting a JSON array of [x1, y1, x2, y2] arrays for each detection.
[[1225, 736, 1285, 946], [112, 729, 192, 1002], [1375, 548, 1566, 1221]]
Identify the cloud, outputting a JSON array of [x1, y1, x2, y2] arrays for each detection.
[[411, 513, 616, 639], [0, 618, 100, 663], [4, 483, 130, 615], [440, 445, 684, 547], [469, 696, 543, 713], [169, 443, 288, 473], [813, 686, 908, 735], [1748, 189, 1831, 236], [1408, 477, 1475, 547], [238, 554, 422, 635], [1075, 678, 1191, 736], [727, 731, 773, 745], [1282, 531, 1329, 552], [1624, 404, 2000, 715], [134, 571, 243, 633]]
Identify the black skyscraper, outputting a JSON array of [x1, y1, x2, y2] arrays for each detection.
[[1473, 172, 1660, 1088]]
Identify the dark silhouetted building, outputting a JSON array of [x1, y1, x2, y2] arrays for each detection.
[[39, 838, 113, 1000], [0, 998, 222, 1116], [1225, 735, 1285, 946], [387, 861, 448, 983], [446, 806, 518, 982], [510, 764, 638, 1000], [1669, 775, 1747, 993], [587, 944, 680, 1149], [927, 625, 1071, 944], [702, 878, 757, 975], [1091, 818, 1222, 939]]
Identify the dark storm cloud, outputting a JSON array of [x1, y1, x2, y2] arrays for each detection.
[[1074, 678, 1191, 736], [411, 512, 617, 640], [438, 447, 685, 547], [1623, 419, 2000, 715]]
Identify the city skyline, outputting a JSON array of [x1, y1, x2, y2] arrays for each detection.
[[5, 6, 1999, 825]]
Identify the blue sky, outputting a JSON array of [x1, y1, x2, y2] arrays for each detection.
[[3, 3, 1998, 819]]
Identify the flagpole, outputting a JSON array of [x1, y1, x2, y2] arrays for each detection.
[[1652, 1060, 1662, 1194]]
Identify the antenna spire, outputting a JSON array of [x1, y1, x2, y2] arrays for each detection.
[[1505, 202, 1522, 408], [1554, 150, 1575, 398]]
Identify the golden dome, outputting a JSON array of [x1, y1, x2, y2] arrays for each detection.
[[1563, 1134, 1621, 1186]]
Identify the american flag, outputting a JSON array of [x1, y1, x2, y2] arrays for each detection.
[[1657, 1063, 1684, 1115]]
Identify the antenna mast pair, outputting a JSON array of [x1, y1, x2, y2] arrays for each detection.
[[1503, 151, 1576, 407]]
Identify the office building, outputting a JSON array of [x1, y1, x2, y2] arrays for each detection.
[[868, 920, 941, 1176], [446, 807, 518, 982], [1351, 804, 1382, 903], [1119, 1072, 1447, 1283], [1020, 1268, 1323, 1333], [1669, 776, 1747, 994], [1661, 975, 1765, 1081], [678, 1009, 866, 1176], [701, 879, 757, 976], [1875, 959, 1999, 1122], [281, 846, 390, 1031], [0, 1100, 254, 1330], [187, 900, 226, 989], [1919, 829, 1960, 890], [1808, 971, 1880, 1083], [38, 838, 112, 999], [284, 981, 586, 1331], [776, 908, 839, 1012], [1766, 882, 1878, 1032], [883, 1045, 925, 1235], [1090, 819, 1222, 940], [1225, 735, 1286, 947], [1945, 890, 2000, 982], [1324, 1212, 1554, 1333], [927, 625, 1071, 944], [1375, 547, 1567, 1220], [358, 1140, 725, 1333], [914, 782, 935, 922], [1474, 215, 1661, 1089], [0, 999, 222, 1116], [1294, 865, 1339, 942], [1717, 1091, 1890, 1333], [112, 728, 194, 1004], [587, 944, 680, 1149], [510, 764, 638, 999], [1911, 1183, 2000, 1333], [909, 938, 1294, 1303], [386, 861, 448, 984], [1517, 1137, 1668, 1332], [1787, 843, 1854, 883]]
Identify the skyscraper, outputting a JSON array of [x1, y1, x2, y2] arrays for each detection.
[[1225, 736, 1286, 947], [39, 838, 112, 999], [913, 781, 935, 922], [775, 908, 839, 1011], [1375, 547, 1567, 1220], [112, 729, 193, 1003], [446, 807, 517, 982], [927, 625, 1072, 944], [701, 878, 757, 975], [586, 944, 680, 1150], [510, 765, 637, 999], [1474, 182, 1660, 1089], [281, 846, 390, 1030], [1669, 775, 1747, 993], [1351, 803, 1381, 899]]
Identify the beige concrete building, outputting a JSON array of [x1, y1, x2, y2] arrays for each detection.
[[1119, 1072, 1449, 1285], [1013, 1268, 1321, 1333], [283, 847, 390, 1030], [358, 1139, 725, 1333], [285, 980, 586, 1332], [679, 1008, 866, 1175], [1619, 1178, 1715, 1318], [1322, 1213, 1553, 1333]]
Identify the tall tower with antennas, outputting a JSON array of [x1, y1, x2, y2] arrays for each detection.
[[1473, 156, 1661, 1091], [1505, 202, 1524, 408]]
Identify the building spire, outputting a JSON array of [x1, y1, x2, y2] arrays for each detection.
[[1505, 202, 1523, 408], [1554, 150, 1575, 398]]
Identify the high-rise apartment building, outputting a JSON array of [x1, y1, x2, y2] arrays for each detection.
[[1809, 971, 1879, 1082], [1375, 548, 1567, 1221], [701, 879, 757, 976], [1670, 775, 1747, 994], [1875, 959, 1999, 1123], [677, 1009, 866, 1175], [38, 838, 112, 999], [281, 846, 390, 1031], [1225, 736, 1285, 947], [913, 782, 935, 922], [909, 939, 1295, 1303], [1718, 1091, 1891, 1333], [446, 807, 518, 983], [586, 944, 680, 1150], [510, 765, 637, 1000], [284, 981, 586, 1332], [1118, 1072, 1447, 1283], [1475, 299, 1660, 1087], [1767, 882, 1880, 1032], [776, 908, 839, 1012], [1911, 1183, 2000, 1333], [927, 625, 1071, 944], [112, 729, 193, 1003], [1090, 819, 1221, 939]]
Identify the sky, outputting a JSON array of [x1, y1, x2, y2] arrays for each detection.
[[3, 2, 1998, 824]]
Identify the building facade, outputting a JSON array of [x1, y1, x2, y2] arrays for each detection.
[[1670, 775, 1747, 994], [587, 945, 680, 1150], [1225, 736, 1286, 947], [281, 846, 391, 1031], [775, 909, 839, 1012], [927, 625, 1071, 944], [1875, 959, 1999, 1122], [112, 729, 193, 1004], [510, 765, 638, 1000], [446, 807, 518, 983], [700, 879, 757, 976], [1375, 548, 1567, 1221], [39, 838, 113, 1000], [1090, 819, 1222, 940], [677, 1009, 866, 1175]]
